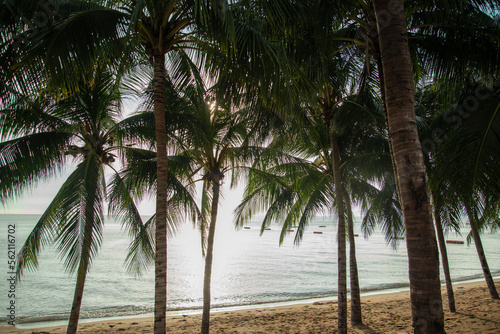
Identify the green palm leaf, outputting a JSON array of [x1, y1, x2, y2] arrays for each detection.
[[0, 132, 71, 203], [17, 152, 105, 278]]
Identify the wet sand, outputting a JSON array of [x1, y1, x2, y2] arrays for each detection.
[[2, 279, 499, 333]]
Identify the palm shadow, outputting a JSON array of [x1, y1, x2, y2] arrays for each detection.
[[353, 323, 379, 333]]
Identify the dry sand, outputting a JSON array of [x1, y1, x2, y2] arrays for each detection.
[[2, 279, 499, 333]]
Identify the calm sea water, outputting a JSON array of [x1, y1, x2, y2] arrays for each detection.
[[0, 214, 499, 326]]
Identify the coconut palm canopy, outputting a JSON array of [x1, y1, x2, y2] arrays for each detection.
[[1, 1, 500, 334]]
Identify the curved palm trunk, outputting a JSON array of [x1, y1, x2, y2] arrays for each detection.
[[201, 179, 221, 334], [433, 205, 456, 312], [344, 191, 362, 325], [331, 132, 347, 334], [66, 252, 90, 334], [465, 205, 499, 299], [373, 1, 444, 333], [67, 167, 100, 334], [153, 52, 169, 334]]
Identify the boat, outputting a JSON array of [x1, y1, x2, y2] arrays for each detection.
[[446, 240, 464, 244], [244, 226, 251, 229], [313, 231, 323, 234]]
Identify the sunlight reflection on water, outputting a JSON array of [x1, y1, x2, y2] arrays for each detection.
[[0, 214, 498, 324]]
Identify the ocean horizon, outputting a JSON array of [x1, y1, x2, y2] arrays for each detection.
[[1, 213, 499, 327]]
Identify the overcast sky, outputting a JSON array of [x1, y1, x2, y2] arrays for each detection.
[[0, 166, 159, 215], [0, 166, 245, 221], [1, 98, 244, 220]]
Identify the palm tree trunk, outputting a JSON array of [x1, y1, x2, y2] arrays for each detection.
[[66, 257, 89, 334], [375, 55, 402, 199], [67, 173, 100, 334], [344, 191, 362, 325], [373, 1, 445, 333], [153, 52, 169, 334], [331, 132, 347, 334], [433, 205, 456, 312], [465, 205, 499, 299], [201, 179, 221, 334]]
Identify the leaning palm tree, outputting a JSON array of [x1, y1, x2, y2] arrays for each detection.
[[0, 68, 151, 334], [430, 82, 500, 300], [415, 85, 464, 313], [372, 1, 444, 332], [329, 6, 500, 328], [176, 81, 274, 334], [273, 5, 364, 327], [5, 2, 298, 331], [235, 92, 388, 331]]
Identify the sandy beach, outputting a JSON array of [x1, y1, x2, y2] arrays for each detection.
[[2, 279, 499, 334]]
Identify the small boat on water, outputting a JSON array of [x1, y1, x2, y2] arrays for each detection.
[[353, 234, 359, 237], [319, 225, 326, 227], [244, 227, 251, 229], [446, 240, 464, 244], [287, 229, 294, 232], [313, 231, 323, 234]]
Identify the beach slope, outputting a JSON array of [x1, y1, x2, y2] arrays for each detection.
[[3, 279, 499, 333]]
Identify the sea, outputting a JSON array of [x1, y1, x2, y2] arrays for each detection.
[[0, 213, 499, 328]]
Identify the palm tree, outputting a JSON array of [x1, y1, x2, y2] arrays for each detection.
[[175, 81, 271, 334], [235, 91, 393, 331], [0, 68, 151, 334], [415, 85, 463, 313], [464, 199, 500, 299], [5, 2, 298, 331], [373, 0, 445, 332], [266, 4, 364, 328], [330, 6, 500, 318], [117, 65, 271, 333], [430, 82, 500, 300], [432, 200, 458, 312]]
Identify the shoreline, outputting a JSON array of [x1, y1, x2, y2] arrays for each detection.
[[3, 278, 499, 333], [9, 274, 495, 329]]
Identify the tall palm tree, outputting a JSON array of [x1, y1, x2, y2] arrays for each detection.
[[176, 82, 273, 334], [329, 5, 500, 320], [0, 68, 151, 334], [373, 0, 444, 332], [267, 4, 364, 328], [430, 82, 500, 300], [415, 85, 463, 313], [117, 65, 270, 333], [5, 2, 298, 331], [235, 91, 392, 331]]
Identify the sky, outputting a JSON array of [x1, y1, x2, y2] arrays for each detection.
[[0, 160, 246, 218], [1, 173, 77, 214], [0, 165, 245, 220], [0, 95, 249, 220]]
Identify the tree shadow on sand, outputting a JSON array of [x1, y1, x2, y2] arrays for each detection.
[[353, 324, 379, 333]]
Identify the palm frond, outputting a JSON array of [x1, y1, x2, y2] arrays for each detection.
[[107, 170, 154, 275], [17, 152, 105, 278], [0, 132, 71, 203], [53, 153, 105, 275]]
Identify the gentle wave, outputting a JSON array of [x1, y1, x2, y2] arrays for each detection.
[[1, 214, 499, 328], [4, 274, 499, 327]]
